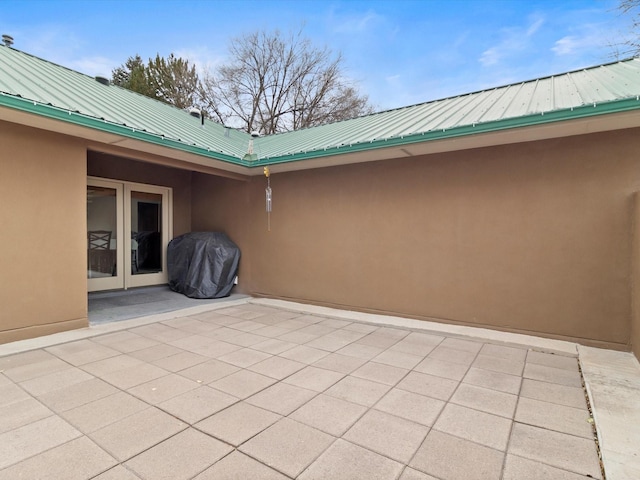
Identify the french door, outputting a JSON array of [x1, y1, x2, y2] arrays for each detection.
[[87, 177, 172, 292]]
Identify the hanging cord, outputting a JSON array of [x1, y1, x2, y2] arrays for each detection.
[[264, 167, 272, 231]]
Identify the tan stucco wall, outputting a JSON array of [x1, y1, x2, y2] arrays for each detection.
[[0, 122, 88, 343], [632, 193, 640, 359], [87, 152, 193, 237], [193, 128, 640, 349], [191, 174, 252, 293], [3, 120, 638, 349]]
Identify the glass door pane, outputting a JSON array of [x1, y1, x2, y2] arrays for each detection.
[[131, 191, 163, 275], [125, 183, 170, 289], [87, 180, 124, 292], [87, 186, 117, 278]]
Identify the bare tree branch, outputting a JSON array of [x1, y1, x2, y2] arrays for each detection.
[[205, 29, 373, 134], [612, 0, 640, 57]]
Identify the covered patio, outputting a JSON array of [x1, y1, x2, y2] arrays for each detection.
[[88, 286, 249, 325], [2, 300, 637, 479]]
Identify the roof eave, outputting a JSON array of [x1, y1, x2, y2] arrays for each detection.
[[2, 91, 639, 174], [0, 92, 254, 167]]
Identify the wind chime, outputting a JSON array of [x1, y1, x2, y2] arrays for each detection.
[[264, 166, 272, 231]]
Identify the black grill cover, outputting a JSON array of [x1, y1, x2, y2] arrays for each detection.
[[167, 232, 240, 299]]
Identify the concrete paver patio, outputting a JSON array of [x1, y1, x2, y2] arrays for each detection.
[[0, 300, 616, 479]]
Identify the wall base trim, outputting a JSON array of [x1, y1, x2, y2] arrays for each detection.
[[251, 293, 628, 354], [0, 318, 88, 346]]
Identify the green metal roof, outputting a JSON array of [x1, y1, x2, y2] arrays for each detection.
[[254, 58, 640, 165], [1, 44, 640, 169], [0, 45, 251, 164]]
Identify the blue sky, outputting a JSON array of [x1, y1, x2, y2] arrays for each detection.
[[1, 0, 633, 110]]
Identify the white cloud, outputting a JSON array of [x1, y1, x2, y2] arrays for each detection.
[[479, 13, 545, 67], [453, 31, 470, 49], [333, 10, 382, 33], [7, 25, 98, 71], [385, 74, 401, 85], [552, 36, 579, 55], [14, 28, 72, 60], [526, 15, 545, 36], [70, 56, 115, 77], [479, 47, 500, 67], [551, 25, 611, 56], [173, 47, 226, 75], [355, 11, 380, 32]]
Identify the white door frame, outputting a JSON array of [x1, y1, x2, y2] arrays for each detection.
[[87, 177, 173, 292]]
